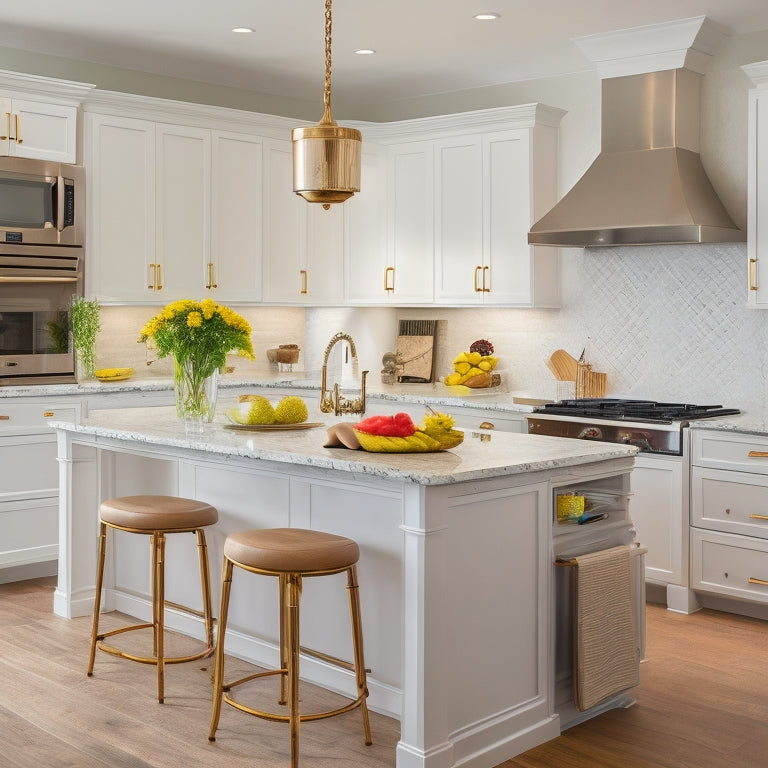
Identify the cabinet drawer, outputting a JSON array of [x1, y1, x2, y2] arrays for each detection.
[[691, 528, 768, 603], [0, 436, 59, 495], [0, 496, 58, 568], [692, 430, 768, 475], [691, 467, 768, 539], [0, 402, 79, 434]]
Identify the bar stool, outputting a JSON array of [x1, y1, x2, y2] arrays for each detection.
[[208, 527, 372, 766], [87, 494, 218, 703]]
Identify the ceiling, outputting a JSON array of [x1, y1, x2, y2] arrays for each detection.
[[1, 1, 768, 105]]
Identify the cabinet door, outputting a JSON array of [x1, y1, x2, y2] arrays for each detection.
[[86, 113, 157, 302], [262, 139, 308, 303], [3, 98, 77, 163], [306, 203, 344, 303], [210, 131, 263, 302], [345, 147, 388, 303], [155, 124, 211, 299], [483, 130, 537, 305], [388, 142, 434, 303], [630, 455, 686, 587], [434, 137, 483, 303], [748, 87, 768, 306]]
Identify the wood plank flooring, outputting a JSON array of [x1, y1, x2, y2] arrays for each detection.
[[1, 577, 767, 767]]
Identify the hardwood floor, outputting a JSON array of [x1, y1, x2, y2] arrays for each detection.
[[1, 577, 767, 767]]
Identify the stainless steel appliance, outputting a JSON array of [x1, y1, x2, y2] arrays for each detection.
[[528, 399, 741, 455], [0, 157, 84, 248], [0, 247, 83, 386]]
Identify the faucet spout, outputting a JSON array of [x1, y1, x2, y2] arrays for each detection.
[[320, 332, 367, 416]]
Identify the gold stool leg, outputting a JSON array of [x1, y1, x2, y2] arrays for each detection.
[[196, 528, 215, 652], [287, 573, 302, 768], [87, 522, 108, 677], [347, 565, 372, 745], [278, 572, 288, 706], [154, 532, 166, 703], [208, 556, 234, 742]]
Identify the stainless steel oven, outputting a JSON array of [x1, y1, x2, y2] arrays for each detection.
[[0, 245, 83, 385]]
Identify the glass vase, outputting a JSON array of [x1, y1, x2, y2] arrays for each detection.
[[174, 356, 219, 434], [75, 348, 97, 382]]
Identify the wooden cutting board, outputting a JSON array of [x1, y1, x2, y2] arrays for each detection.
[[549, 349, 578, 381]]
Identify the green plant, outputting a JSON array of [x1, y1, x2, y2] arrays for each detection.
[[70, 296, 101, 378], [46, 312, 69, 354]]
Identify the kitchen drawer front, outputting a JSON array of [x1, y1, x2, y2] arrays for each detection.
[[692, 429, 768, 475], [0, 495, 58, 568], [691, 467, 768, 539], [691, 527, 768, 603], [0, 402, 79, 435], [0, 434, 60, 496]]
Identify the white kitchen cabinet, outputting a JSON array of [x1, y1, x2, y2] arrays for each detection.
[[384, 141, 435, 304], [85, 113, 157, 302], [0, 97, 77, 163], [155, 123, 211, 298], [344, 147, 388, 303], [690, 428, 768, 604], [210, 131, 263, 302], [261, 138, 344, 304], [0, 401, 80, 580], [434, 127, 560, 307]]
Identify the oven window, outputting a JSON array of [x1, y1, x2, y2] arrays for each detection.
[[0, 310, 69, 354], [0, 175, 55, 229]]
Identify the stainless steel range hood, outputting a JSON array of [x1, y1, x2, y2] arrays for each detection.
[[528, 67, 744, 247]]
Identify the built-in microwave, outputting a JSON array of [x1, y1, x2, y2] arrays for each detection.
[[0, 156, 84, 248]]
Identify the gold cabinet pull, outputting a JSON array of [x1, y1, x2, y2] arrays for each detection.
[[148, 263, 163, 291], [384, 266, 395, 292], [474, 265, 483, 292], [0, 112, 8, 141], [300, 269, 308, 295], [748, 451, 768, 457], [749, 258, 758, 291], [750, 513, 768, 521], [14, 113, 21, 144], [206, 262, 217, 289], [483, 265, 490, 292], [0, 414, 9, 420], [479, 421, 495, 430], [748, 577, 768, 586]]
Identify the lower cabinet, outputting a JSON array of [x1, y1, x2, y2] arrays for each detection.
[[0, 402, 80, 579], [690, 429, 768, 605]]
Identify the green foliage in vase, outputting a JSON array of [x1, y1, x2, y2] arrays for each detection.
[[138, 299, 255, 378], [70, 297, 101, 376]]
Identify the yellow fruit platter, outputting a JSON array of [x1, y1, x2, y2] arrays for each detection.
[[95, 367, 135, 382], [225, 393, 321, 431], [225, 421, 324, 432]]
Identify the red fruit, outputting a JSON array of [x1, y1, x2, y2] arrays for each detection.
[[355, 412, 416, 437], [469, 339, 494, 356]]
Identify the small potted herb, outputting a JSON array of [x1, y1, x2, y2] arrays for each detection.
[[70, 296, 101, 381]]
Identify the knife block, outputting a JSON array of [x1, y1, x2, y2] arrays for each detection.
[[576, 362, 607, 398]]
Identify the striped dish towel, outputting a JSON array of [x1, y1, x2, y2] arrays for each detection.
[[574, 544, 640, 711]]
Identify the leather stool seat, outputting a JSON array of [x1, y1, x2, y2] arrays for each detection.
[[224, 528, 359, 573], [87, 494, 218, 704], [209, 527, 372, 767], [99, 494, 218, 530]]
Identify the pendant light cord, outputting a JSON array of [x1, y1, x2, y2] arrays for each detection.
[[322, 0, 335, 124]]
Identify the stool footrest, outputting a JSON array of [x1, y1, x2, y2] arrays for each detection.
[[223, 689, 369, 725], [97, 639, 214, 666], [299, 644, 372, 674]]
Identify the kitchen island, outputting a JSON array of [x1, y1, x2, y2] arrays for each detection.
[[52, 404, 637, 768]]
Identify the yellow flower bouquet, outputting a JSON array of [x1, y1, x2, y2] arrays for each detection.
[[139, 299, 254, 429]]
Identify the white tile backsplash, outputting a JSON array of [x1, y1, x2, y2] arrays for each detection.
[[96, 242, 766, 414]]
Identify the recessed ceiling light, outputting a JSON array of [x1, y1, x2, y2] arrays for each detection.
[[355, 49, 376, 55], [474, 13, 500, 21], [232, 27, 254, 34]]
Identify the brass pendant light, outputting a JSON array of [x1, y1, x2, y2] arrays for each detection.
[[292, 0, 361, 209]]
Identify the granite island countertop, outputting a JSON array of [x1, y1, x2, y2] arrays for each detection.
[[50, 405, 637, 486]]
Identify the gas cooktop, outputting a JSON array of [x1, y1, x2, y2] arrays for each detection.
[[534, 398, 741, 424]]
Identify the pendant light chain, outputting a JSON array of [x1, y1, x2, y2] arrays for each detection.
[[323, 0, 333, 118]]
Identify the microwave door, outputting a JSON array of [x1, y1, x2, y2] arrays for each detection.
[[0, 173, 55, 230]]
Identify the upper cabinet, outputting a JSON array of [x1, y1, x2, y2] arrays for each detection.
[[261, 138, 344, 305], [0, 70, 94, 164], [744, 61, 768, 308], [86, 106, 264, 304]]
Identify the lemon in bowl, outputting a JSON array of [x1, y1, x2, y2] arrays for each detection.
[[95, 367, 135, 382]]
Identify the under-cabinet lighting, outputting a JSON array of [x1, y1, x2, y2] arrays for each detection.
[[231, 27, 254, 34], [474, 13, 501, 21]]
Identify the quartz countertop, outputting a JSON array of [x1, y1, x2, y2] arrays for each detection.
[[50, 405, 636, 486], [1, 372, 540, 414], [689, 412, 768, 437]]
